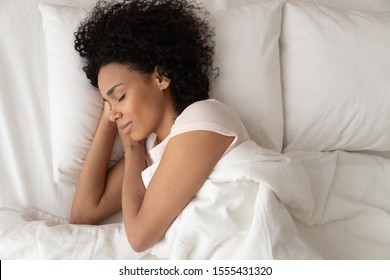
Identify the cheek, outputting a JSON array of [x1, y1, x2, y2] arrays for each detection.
[[121, 95, 148, 122], [124, 83, 163, 122], [136, 90, 160, 116]]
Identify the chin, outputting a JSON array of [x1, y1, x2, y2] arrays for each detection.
[[130, 132, 147, 142]]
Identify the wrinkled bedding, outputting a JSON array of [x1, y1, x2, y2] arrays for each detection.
[[0, 140, 320, 259], [1, 0, 390, 261], [0, 206, 142, 259], [286, 150, 390, 259], [1, 147, 389, 260], [145, 140, 319, 259]]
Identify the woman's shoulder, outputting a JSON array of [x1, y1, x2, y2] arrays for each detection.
[[171, 98, 249, 143], [175, 98, 242, 125], [147, 99, 250, 164], [183, 98, 232, 112]]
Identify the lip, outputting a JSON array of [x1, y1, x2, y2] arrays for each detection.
[[119, 121, 132, 134]]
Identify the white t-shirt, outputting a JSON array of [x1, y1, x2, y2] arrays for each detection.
[[146, 99, 249, 165]]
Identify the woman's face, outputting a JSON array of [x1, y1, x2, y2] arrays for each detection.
[[98, 63, 175, 142]]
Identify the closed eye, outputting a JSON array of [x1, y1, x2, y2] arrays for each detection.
[[118, 93, 126, 102]]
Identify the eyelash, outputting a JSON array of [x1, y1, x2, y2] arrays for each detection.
[[118, 93, 126, 102]]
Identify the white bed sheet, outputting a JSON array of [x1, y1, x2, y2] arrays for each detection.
[[0, 141, 321, 260], [285, 150, 390, 259], [0, 206, 145, 259], [1, 148, 389, 259], [0, 0, 98, 220], [1, 0, 390, 260]]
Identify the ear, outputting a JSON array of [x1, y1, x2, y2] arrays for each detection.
[[154, 66, 171, 91]]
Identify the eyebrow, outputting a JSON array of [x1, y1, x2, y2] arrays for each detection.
[[106, 83, 123, 97]]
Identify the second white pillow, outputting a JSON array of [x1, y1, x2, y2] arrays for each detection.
[[281, 1, 390, 152], [211, 1, 284, 152]]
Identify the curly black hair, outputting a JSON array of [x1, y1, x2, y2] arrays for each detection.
[[74, 0, 215, 113]]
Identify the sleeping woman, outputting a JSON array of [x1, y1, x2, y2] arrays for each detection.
[[70, 0, 250, 253]]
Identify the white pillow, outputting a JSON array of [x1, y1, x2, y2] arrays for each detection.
[[210, 1, 284, 151], [281, 0, 390, 152], [39, 0, 284, 189], [39, 4, 124, 188], [293, 0, 390, 11]]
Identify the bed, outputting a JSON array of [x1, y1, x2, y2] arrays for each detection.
[[1, 0, 389, 260]]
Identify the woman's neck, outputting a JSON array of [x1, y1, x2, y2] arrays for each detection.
[[155, 94, 178, 143]]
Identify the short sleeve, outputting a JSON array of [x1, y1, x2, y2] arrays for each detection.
[[147, 99, 249, 164]]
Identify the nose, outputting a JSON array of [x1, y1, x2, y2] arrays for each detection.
[[108, 109, 122, 122]]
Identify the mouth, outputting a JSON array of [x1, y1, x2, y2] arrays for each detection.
[[119, 121, 132, 134]]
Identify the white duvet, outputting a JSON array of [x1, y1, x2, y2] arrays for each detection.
[[0, 140, 319, 259]]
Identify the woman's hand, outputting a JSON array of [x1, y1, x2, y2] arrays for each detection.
[[102, 101, 113, 120], [70, 101, 122, 225], [118, 127, 147, 172], [121, 131, 234, 252]]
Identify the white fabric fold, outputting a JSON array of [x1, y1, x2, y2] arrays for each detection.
[[0, 141, 319, 260], [0, 206, 145, 260], [146, 140, 319, 259]]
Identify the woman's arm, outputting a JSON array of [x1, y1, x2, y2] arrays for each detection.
[[70, 103, 124, 224], [120, 130, 233, 252]]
